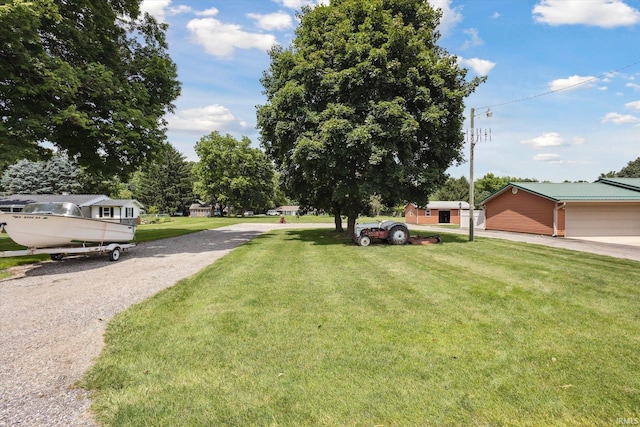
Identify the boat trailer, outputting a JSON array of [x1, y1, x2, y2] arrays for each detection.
[[0, 222, 134, 262], [0, 242, 135, 262]]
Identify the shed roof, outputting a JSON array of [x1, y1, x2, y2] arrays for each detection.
[[481, 182, 640, 204]]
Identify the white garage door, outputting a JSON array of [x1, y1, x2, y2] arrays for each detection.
[[565, 203, 640, 237]]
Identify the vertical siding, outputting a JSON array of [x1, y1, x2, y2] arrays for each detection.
[[485, 188, 555, 235]]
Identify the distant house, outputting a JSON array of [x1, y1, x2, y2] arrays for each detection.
[[89, 199, 145, 226], [404, 201, 469, 225], [189, 202, 214, 217], [480, 178, 640, 237], [0, 194, 144, 225], [276, 205, 300, 216]]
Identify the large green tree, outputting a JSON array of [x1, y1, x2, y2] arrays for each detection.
[[134, 144, 194, 215], [432, 175, 469, 201], [0, 0, 180, 177], [257, 0, 484, 233], [193, 132, 275, 215]]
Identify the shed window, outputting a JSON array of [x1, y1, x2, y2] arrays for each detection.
[[425, 209, 431, 217], [125, 207, 134, 218]]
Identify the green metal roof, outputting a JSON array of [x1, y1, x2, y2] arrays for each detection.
[[482, 181, 640, 204], [596, 177, 640, 191]]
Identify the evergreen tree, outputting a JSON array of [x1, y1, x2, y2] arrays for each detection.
[[1, 153, 81, 194], [136, 144, 194, 215]]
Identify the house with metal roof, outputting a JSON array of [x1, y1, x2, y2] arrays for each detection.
[[480, 179, 640, 237]]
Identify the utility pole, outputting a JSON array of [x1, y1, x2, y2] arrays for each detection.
[[469, 108, 476, 241], [468, 107, 492, 242]]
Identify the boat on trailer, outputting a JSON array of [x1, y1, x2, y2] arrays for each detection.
[[0, 202, 136, 261]]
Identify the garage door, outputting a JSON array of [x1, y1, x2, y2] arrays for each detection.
[[565, 203, 640, 237]]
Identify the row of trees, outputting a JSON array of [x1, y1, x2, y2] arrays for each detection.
[[0, 132, 288, 216]]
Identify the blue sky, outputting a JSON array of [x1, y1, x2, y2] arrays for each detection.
[[141, 0, 640, 183]]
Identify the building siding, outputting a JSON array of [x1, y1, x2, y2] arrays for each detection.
[[485, 188, 555, 235]]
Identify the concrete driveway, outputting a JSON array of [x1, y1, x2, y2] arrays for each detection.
[[410, 225, 640, 262]]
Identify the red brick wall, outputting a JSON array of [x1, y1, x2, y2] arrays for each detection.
[[485, 188, 556, 235]]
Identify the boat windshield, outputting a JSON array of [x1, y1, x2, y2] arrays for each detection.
[[22, 202, 84, 217]]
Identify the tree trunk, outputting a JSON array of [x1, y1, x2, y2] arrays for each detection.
[[333, 212, 343, 232], [347, 216, 356, 237], [333, 203, 343, 232]]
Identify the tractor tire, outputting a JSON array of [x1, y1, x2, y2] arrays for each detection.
[[358, 235, 371, 247], [387, 225, 410, 245]]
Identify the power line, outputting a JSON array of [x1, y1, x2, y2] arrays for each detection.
[[473, 60, 640, 111]]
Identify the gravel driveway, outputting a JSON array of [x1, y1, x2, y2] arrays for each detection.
[[2, 222, 639, 426], [0, 223, 314, 427]]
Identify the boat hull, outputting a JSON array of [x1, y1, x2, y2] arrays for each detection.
[[0, 212, 135, 248]]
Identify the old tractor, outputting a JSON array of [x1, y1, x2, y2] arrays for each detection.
[[353, 220, 410, 247]]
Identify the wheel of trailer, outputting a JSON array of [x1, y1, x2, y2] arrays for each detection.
[[50, 253, 64, 261], [358, 234, 371, 247], [387, 225, 410, 245], [109, 247, 121, 262]]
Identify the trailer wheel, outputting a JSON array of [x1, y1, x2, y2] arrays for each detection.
[[109, 247, 121, 262], [387, 225, 410, 245], [50, 253, 64, 261], [358, 235, 371, 247]]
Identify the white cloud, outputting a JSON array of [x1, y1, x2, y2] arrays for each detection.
[[458, 57, 496, 76], [533, 0, 640, 28], [625, 100, 640, 110], [428, 0, 464, 37], [187, 18, 278, 58], [548, 75, 597, 92], [140, 0, 171, 22], [197, 8, 220, 17], [491, 12, 500, 19], [461, 28, 483, 50], [248, 11, 294, 30], [167, 105, 248, 133], [521, 132, 565, 149], [533, 153, 563, 163], [602, 112, 640, 124], [627, 83, 640, 91], [572, 137, 586, 146], [273, 0, 327, 9]]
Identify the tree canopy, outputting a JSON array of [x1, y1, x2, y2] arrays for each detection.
[[600, 156, 640, 178], [193, 132, 275, 215], [474, 173, 537, 205], [0, 0, 181, 177], [432, 175, 469, 201], [257, 0, 484, 232]]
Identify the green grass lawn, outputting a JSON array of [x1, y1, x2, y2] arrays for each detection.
[[0, 215, 350, 279], [81, 229, 640, 426]]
